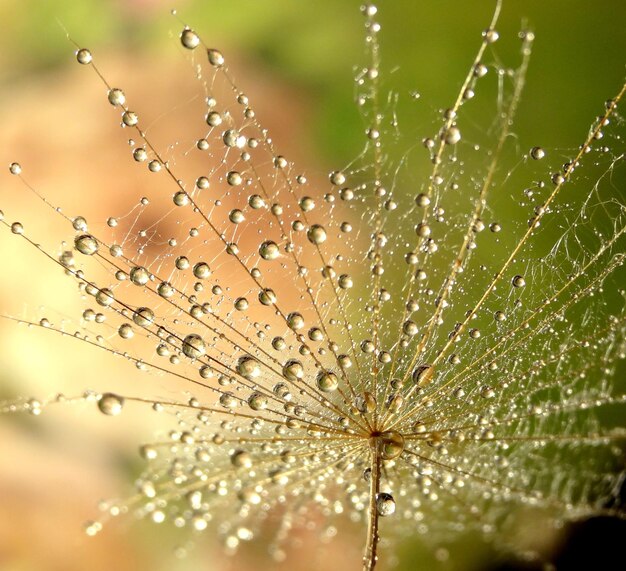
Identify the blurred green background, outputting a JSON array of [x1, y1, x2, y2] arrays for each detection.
[[0, 1, 625, 571]]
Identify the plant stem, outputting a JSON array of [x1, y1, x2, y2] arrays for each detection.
[[363, 436, 382, 571]]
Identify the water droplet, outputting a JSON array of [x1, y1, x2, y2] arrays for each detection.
[[379, 431, 405, 459], [121, 111, 138, 127], [227, 171, 242, 186], [98, 393, 124, 416], [207, 48, 225, 66], [118, 323, 134, 339], [74, 234, 99, 256], [329, 171, 346, 186], [376, 493, 396, 516], [9, 162, 21, 175], [181, 28, 200, 49], [354, 392, 376, 413], [316, 372, 339, 392], [107, 88, 126, 106], [282, 359, 304, 381], [412, 364, 432, 386], [530, 146, 545, 160], [231, 449, 252, 469], [259, 241, 280, 260], [182, 334, 206, 359], [132, 307, 155, 326], [258, 288, 277, 306], [237, 356, 261, 379], [512, 275, 526, 288], [247, 392, 268, 411], [415, 223, 431, 238], [443, 125, 461, 145], [130, 266, 150, 286], [307, 224, 327, 245], [193, 262, 211, 279], [76, 48, 92, 65]]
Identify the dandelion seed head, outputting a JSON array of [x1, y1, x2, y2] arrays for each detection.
[[2, 2, 626, 570]]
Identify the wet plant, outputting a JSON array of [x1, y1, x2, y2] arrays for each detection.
[[1, 2, 626, 570]]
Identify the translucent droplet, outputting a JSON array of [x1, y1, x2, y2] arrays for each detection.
[[237, 356, 261, 379], [207, 48, 225, 66], [118, 323, 134, 339], [443, 125, 461, 145], [329, 171, 346, 186], [316, 371, 339, 393], [182, 334, 206, 359], [412, 365, 432, 386], [376, 493, 396, 516], [258, 288, 277, 306], [206, 111, 222, 126], [415, 223, 431, 238], [259, 240, 280, 260], [132, 307, 155, 326], [107, 88, 126, 106], [338, 274, 353, 289], [9, 162, 21, 175], [247, 392, 268, 411], [307, 224, 327, 245], [76, 48, 92, 65], [226, 171, 242, 186], [287, 312, 304, 330], [512, 275, 526, 288], [379, 431, 405, 460], [95, 288, 114, 307], [219, 392, 237, 409], [180, 28, 200, 49], [11, 222, 23, 234], [122, 111, 138, 127], [193, 262, 211, 279], [130, 266, 150, 286], [282, 359, 304, 381], [74, 234, 99, 256], [231, 450, 252, 469], [354, 392, 376, 413], [98, 393, 124, 416], [530, 146, 545, 160]]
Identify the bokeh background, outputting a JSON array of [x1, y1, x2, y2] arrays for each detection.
[[1, 1, 625, 570]]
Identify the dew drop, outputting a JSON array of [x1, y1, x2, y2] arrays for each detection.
[[530, 146, 545, 160], [207, 48, 225, 66], [231, 450, 252, 469], [193, 262, 211, 279], [76, 48, 92, 65], [122, 111, 138, 127], [512, 275, 526, 288], [107, 88, 126, 106], [379, 431, 405, 459], [329, 171, 346, 186], [130, 266, 150, 286], [376, 493, 396, 517], [181, 28, 200, 49], [316, 371, 339, 393], [182, 334, 206, 359], [259, 241, 280, 260], [307, 224, 327, 245], [74, 234, 99, 256], [247, 392, 268, 411], [132, 307, 155, 326], [9, 162, 21, 175], [98, 393, 124, 416], [237, 356, 261, 379]]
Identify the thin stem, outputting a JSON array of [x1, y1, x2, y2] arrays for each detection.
[[363, 437, 382, 571]]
